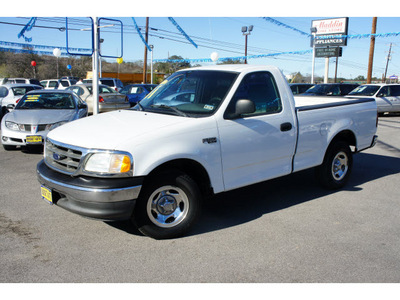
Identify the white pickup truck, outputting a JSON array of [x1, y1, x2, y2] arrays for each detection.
[[37, 65, 378, 239]]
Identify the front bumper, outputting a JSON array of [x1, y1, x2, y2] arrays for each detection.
[[1, 127, 47, 147], [37, 160, 143, 221]]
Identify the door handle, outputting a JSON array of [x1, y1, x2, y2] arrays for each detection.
[[280, 122, 292, 132]]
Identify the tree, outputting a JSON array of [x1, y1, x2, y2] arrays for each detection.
[[289, 72, 305, 83], [154, 55, 191, 75], [217, 58, 243, 65], [354, 75, 366, 81]]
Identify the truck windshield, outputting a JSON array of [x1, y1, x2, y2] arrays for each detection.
[[348, 85, 381, 96], [134, 70, 238, 117]]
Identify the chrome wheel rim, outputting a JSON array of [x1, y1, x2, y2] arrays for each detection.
[[331, 151, 349, 181], [147, 185, 189, 228]]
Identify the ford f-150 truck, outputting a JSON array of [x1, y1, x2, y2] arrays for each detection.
[[37, 65, 378, 239]]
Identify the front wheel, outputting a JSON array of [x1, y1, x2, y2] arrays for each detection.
[[316, 141, 353, 190], [133, 171, 202, 239]]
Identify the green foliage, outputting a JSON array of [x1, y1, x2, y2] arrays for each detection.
[[217, 59, 243, 65], [154, 55, 191, 75], [0, 52, 190, 80]]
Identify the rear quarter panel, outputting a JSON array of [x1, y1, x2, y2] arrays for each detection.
[[293, 98, 377, 172]]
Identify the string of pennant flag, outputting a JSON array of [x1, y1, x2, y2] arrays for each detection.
[[0, 41, 91, 53], [7, 17, 400, 64], [0, 47, 68, 56]]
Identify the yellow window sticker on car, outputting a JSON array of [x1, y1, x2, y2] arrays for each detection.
[[25, 95, 40, 102], [204, 104, 214, 110]]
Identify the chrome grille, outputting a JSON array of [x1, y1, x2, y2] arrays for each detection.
[[45, 139, 83, 175]]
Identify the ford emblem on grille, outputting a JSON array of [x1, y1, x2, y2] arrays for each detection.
[[53, 153, 66, 161]]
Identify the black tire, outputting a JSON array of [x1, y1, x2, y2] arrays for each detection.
[[316, 140, 353, 190], [133, 170, 202, 239]]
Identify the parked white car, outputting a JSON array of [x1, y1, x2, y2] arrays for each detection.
[[0, 78, 41, 85], [347, 84, 400, 115], [40, 79, 59, 89], [0, 83, 43, 118], [83, 77, 124, 91]]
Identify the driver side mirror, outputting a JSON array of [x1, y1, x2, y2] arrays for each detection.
[[225, 99, 255, 119], [6, 104, 15, 110]]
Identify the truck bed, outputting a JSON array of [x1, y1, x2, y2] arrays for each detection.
[[294, 95, 375, 111]]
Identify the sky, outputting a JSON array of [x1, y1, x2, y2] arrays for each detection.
[[1, 0, 400, 80]]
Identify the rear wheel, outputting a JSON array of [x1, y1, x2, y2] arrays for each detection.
[[316, 141, 353, 189], [133, 171, 202, 239]]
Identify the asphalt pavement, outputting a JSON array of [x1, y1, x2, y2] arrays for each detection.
[[1, 114, 400, 284]]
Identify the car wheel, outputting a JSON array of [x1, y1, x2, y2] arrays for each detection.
[[133, 170, 202, 239], [316, 140, 353, 190]]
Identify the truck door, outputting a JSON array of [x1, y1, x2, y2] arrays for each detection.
[[217, 71, 297, 191]]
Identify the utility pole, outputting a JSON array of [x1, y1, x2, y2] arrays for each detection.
[[383, 43, 392, 83], [143, 17, 149, 83], [367, 17, 377, 84]]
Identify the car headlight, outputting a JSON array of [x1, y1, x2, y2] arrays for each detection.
[[84, 152, 133, 175], [46, 121, 68, 131], [5, 121, 23, 131]]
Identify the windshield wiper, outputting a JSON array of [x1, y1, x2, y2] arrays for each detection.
[[150, 104, 188, 117]]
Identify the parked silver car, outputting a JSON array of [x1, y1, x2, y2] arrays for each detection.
[[65, 84, 130, 114], [1, 90, 88, 150], [0, 83, 43, 118], [347, 83, 400, 115]]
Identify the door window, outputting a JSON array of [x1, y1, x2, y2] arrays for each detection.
[[226, 72, 282, 117], [378, 87, 389, 97], [389, 85, 400, 96]]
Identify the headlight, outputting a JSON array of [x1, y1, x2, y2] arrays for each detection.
[[46, 121, 68, 131], [84, 152, 133, 175], [5, 121, 23, 131]]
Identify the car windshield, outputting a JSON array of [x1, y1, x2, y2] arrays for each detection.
[[304, 84, 334, 95], [11, 86, 41, 96], [348, 85, 381, 96], [87, 85, 116, 94], [15, 93, 76, 110], [135, 70, 238, 117]]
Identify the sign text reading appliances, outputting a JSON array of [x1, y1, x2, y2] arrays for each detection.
[[311, 17, 349, 48]]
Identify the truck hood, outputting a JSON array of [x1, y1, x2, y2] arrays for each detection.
[[5, 109, 77, 124], [47, 110, 190, 150]]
